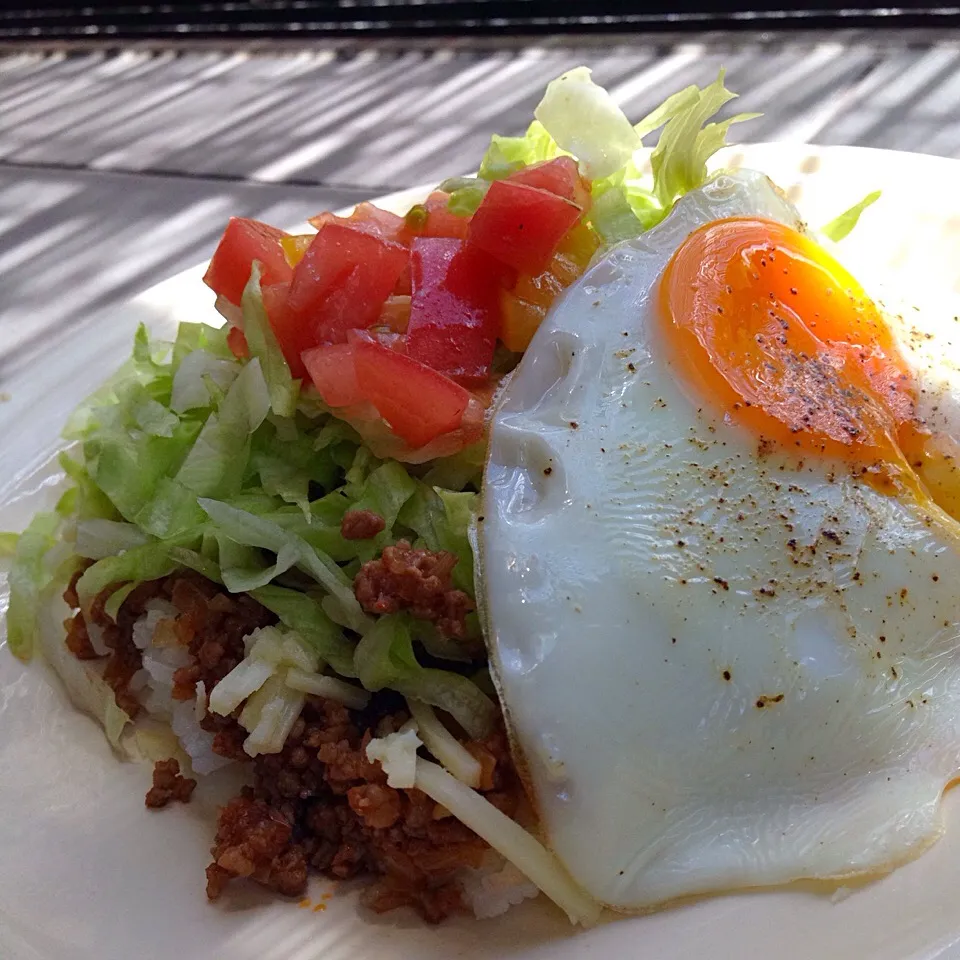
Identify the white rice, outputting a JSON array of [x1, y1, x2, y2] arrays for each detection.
[[86, 620, 111, 657], [170, 701, 232, 776], [130, 605, 236, 777], [459, 852, 540, 919], [132, 600, 179, 650]]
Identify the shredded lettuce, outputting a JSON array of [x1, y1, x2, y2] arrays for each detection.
[[648, 71, 758, 209], [6, 511, 61, 659], [171, 321, 233, 368], [8, 67, 770, 790], [398, 483, 477, 597], [170, 348, 239, 414], [37, 592, 132, 748], [534, 67, 639, 180], [216, 535, 300, 593], [343, 460, 417, 562], [197, 497, 370, 634], [354, 613, 496, 739], [75, 540, 186, 617], [58, 453, 120, 522], [470, 66, 759, 247], [478, 120, 563, 181], [821, 190, 882, 242], [174, 357, 271, 499], [240, 263, 299, 418], [250, 584, 357, 677], [0, 531, 20, 558], [74, 519, 150, 560]]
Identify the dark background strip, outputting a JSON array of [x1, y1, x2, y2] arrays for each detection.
[[2, 3, 960, 41]]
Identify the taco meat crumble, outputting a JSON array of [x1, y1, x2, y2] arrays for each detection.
[[62, 572, 519, 923]]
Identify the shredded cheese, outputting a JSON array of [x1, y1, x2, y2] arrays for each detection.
[[407, 698, 482, 788], [414, 758, 601, 926]]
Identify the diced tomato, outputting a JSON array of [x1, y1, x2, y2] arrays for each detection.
[[507, 157, 591, 211], [404, 238, 507, 383], [422, 192, 471, 240], [203, 218, 292, 305], [352, 334, 470, 448], [401, 192, 471, 244], [302, 343, 365, 407], [500, 221, 600, 352], [469, 180, 583, 275], [226, 325, 250, 360], [286, 223, 409, 345], [308, 202, 406, 245], [394, 261, 413, 297]]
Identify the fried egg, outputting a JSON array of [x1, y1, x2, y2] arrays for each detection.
[[480, 170, 960, 911]]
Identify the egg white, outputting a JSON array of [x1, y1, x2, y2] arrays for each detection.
[[480, 170, 960, 910]]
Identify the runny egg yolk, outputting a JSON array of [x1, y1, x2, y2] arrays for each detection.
[[659, 217, 947, 510]]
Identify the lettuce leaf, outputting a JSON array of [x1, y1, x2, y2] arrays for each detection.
[[821, 190, 881, 242], [171, 321, 233, 366], [479, 66, 760, 247], [74, 519, 150, 560], [354, 613, 496, 738], [75, 540, 188, 617], [37, 591, 131, 748], [170, 347, 239, 414], [197, 498, 371, 634], [0, 532, 18, 558], [250, 584, 357, 677], [649, 71, 758, 209], [398, 483, 477, 596], [343, 460, 417, 562], [478, 120, 563, 181], [6, 510, 61, 660], [240, 263, 299, 418], [173, 357, 271, 500], [534, 67, 638, 180]]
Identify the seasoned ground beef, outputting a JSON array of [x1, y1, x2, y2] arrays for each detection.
[[164, 577, 274, 700], [207, 697, 519, 922], [145, 758, 197, 809], [62, 571, 518, 924], [340, 508, 386, 540], [353, 540, 475, 639], [64, 611, 99, 660], [63, 572, 275, 722], [206, 792, 308, 900]]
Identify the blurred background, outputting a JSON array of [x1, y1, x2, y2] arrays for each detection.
[[2, 2, 960, 386]]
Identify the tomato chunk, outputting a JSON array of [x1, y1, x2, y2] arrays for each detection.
[[353, 335, 470, 448], [468, 180, 583, 275], [419, 192, 471, 240], [308, 202, 407, 244], [405, 238, 505, 383], [203, 218, 292, 305], [302, 343, 364, 407], [226, 325, 250, 360], [507, 156, 591, 211], [287, 223, 409, 345]]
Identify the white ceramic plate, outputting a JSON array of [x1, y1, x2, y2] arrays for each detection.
[[4, 145, 960, 960]]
